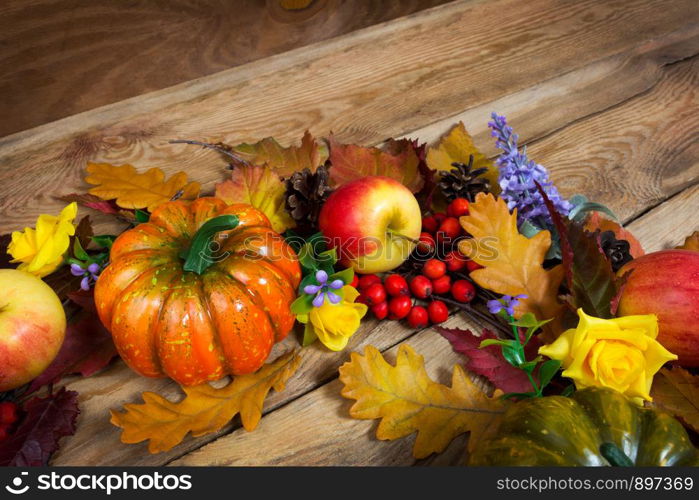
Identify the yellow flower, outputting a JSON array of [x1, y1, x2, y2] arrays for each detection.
[[298, 286, 368, 351], [539, 308, 677, 403], [7, 202, 78, 278]]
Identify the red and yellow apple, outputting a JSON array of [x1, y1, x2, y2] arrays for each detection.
[[617, 249, 699, 366], [318, 176, 422, 274], [0, 269, 66, 391]]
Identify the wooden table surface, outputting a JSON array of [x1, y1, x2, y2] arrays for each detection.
[[0, 0, 697, 466]]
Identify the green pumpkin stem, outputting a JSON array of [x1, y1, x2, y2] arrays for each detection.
[[182, 215, 239, 274], [600, 442, 634, 466]]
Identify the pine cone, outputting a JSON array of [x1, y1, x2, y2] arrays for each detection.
[[599, 230, 633, 272], [438, 155, 490, 201], [285, 165, 332, 229]]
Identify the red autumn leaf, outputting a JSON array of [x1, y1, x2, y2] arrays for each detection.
[[67, 288, 98, 313], [584, 212, 644, 258], [27, 312, 118, 394], [327, 135, 423, 192], [57, 193, 121, 215], [0, 387, 79, 466], [436, 326, 540, 394], [412, 140, 438, 212]]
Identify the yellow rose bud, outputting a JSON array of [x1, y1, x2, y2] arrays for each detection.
[[539, 308, 677, 403], [301, 286, 368, 351], [7, 202, 78, 278]]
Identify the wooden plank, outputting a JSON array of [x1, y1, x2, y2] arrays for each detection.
[[0, 0, 452, 136], [1, 0, 697, 235], [51, 54, 699, 466], [171, 183, 699, 466]]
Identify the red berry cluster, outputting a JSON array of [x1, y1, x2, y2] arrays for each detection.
[[0, 401, 19, 441], [354, 199, 484, 329]]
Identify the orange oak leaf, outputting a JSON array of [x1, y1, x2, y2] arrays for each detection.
[[327, 136, 422, 192], [232, 130, 328, 178], [85, 163, 200, 212], [339, 344, 506, 459], [676, 231, 699, 252], [650, 366, 699, 433], [215, 163, 294, 233], [110, 350, 301, 454], [458, 193, 565, 341], [583, 212, 644, 258], [426, 122, 499, 194]]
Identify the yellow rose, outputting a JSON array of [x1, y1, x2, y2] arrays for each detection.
[[298, 286, 368, 351], [539, 308, 676, 403], [7, 202, 78, 278]]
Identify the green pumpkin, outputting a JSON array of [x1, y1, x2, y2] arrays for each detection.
[[470, 388, 699, 466]]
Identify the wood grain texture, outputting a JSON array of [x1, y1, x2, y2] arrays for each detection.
[[1, 0, 698, 236], [49, 52, 699, 465], [0, 0, 451, 136], [171, 184, 699, 466], [50, 54, 699, 465]]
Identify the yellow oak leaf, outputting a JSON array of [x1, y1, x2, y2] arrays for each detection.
[[426, 122, 499, 194], [215, 164, 295, 233], [85, 163, 200, 212], [232, 130, 328, 178], [339, 344, 506, 459], [676, 231, 699, 252], [110, 350, 301, 454], [650, 367, 699, 433], [458, 193, 564, 340], [327, 136, 423, 192]]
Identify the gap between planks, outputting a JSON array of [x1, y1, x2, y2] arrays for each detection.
[[49, 49, 699, 466], [170, 182, 699, 466]]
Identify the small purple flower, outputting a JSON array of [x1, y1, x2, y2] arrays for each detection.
[[303, 270, 344, 307], [488, 113, 571, 231], [487, 294, 527, 316], [71, 261, 102, 291]]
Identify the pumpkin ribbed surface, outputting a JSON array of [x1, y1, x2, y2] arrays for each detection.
[[94, 197, 301, 385]]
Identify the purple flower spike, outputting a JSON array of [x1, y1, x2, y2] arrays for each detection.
[[489, 113, 571, 231], [488, 294, 528, 317], [329, 279, 344, 290], [315, 270, 328, 284], [80, 276, 91, 291], [327, 291, 342, 304], [87, 262, 100, 274], [304, 268, 350, 308]]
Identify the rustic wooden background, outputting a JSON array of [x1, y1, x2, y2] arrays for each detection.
[[0, 0, 697, 466]]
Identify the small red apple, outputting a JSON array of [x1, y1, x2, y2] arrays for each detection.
[[617, 249, 699, 366], [318, 176, 422, 274], [0, 269, 66, 391]]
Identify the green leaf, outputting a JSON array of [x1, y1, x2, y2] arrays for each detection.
[[91, 234, 116, 249], [561, 384, 576, 397], [302, 322, 318, 347], [291, 294, 314, 315], [479, 339, 514, 349], [518, 360, 538, 374], [134, 209, 150, 223], [538, 359, 561, 389], [298, 243, 318, 272], [73, 238, 89, 261], [317, 247, 338, 267], [329, 267, 354, 286], [306, 232, 327, 253]]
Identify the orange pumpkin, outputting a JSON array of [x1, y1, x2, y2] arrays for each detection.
[[94, 197, 301, 386]]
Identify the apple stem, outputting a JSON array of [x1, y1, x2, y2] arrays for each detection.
[[386, 228, 430, 251]]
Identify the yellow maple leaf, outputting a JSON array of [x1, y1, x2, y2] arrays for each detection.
[[650, 367, 699, 433], [215, 164, 295, 233], [458, 193, 564, 340], [233, 130, 328, 178], [110, 350, 301, 454], [676, 231, 699, 252], [426, 122, 499, 194], [339, 344, 506, 459], [85, 163, 200, 212]]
